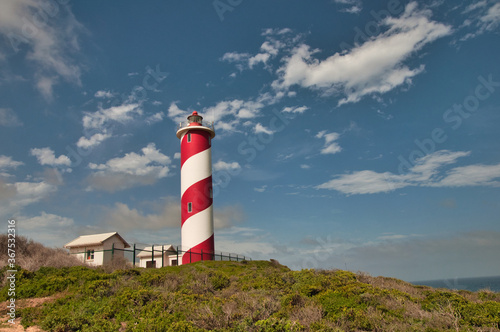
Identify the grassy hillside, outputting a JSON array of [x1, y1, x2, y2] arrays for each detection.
[[1, 260, 499, 331]]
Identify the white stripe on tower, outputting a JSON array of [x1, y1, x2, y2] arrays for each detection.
[[180, 148, 212, 196]]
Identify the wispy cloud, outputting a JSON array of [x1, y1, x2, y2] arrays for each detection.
[[0, 108, 22, 126], [458, 2, 500, 41], [0, 155, 24, 171], [317, 150, 500, 195], [0, 180, 57, 215], [82, 103, 142, 130], [0, 0, 86, 100], [332, 0, 362, 14], [221, 29, 289, 71]]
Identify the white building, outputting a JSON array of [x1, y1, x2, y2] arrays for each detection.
[[64, 232, 130, 266], [137, 245, 178, 268]]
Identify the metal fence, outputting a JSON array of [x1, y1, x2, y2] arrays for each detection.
[[70, 243, 250, 268]]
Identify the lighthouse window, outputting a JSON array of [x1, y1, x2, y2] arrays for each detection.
[[188, 202, 192, 213], [187, 133, 191, 142], [209, 188, 213, 198]]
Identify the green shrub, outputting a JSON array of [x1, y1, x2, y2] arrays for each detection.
[[210, 271, 231, 290], [254, 317, 304, 331]]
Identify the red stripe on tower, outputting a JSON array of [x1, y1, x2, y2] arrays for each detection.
[[176, 111, 215, 264]]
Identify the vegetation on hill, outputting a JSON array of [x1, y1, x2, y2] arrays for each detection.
[[0, 235, 83, 271], [1, 259, 499, 331]]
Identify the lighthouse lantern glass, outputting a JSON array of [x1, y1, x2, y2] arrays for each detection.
[[188, 115, 202, 124]]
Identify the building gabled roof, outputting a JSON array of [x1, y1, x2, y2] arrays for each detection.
[[137, 245, 177, 258], [64, 232, 130, 248]]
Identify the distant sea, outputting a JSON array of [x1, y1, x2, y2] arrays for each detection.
[[411, 275, 500, 292]]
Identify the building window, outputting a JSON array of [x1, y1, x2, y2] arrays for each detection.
[[188, 202, 192, 213], [187, 133, 191, 142], [146, 261, 156, 268], [172, 259, 178, 266], [86, 249, 94, 260]]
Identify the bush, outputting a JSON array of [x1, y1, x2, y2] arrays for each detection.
[[2, 259, 498, 332]]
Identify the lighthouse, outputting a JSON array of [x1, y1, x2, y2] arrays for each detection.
[[176, 111, 215, 264]]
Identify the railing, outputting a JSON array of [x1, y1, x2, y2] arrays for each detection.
[[69, 243, 249, 268], [177, 121, 215, 131]]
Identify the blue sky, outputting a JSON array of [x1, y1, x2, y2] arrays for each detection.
[[1, 0, 500, 281]]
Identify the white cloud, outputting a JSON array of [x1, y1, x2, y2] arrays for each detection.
[[0, 0, 85, 100], [174, 152, 181, 159], [145, 112, 165, 124], [21, 211, 74, 230], [254, 185, 267, 192], [462, 0, 488, 14], [221, 31, 289, 71], [16, 211, 75, 247], [273, 2, 451, 105], [458, 2, 500, 41], [102, 199, 241, 232], [0, 108, 22, 126], [1, 181, 57, 213], [282, 105, 309, 114], [167, 102, 190, 124], [103, 199, 180, 231], [300, 164, 311, 169], [254, 123, 274, 135], [433, 163, 500, 187], [94, 90, 114, 98], [213, 160, 241, 171], [82, 103, 142, 130], [333, 0, 362, 14], [87, 143, 171, 192], [30, 147, 71, 167], [316, 131, 342, 155], [316, 150, 500, 195], [194, 99, 265, 132], [0, 155, 23, 170], [481, 3, 500, 30], [76, 132, 112, 149]]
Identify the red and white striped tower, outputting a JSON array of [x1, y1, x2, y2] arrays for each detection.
[[176, 111, 215, 264]]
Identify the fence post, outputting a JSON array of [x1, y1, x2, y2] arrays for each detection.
[[176, 246, 179, 266], [133, 244, 136, 267], [228, 253, 231, 261], [111, 243, 114, 261], [201, 249, 203, 262], [151, 245, 154, 268], [162, 245, 164, 267]]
